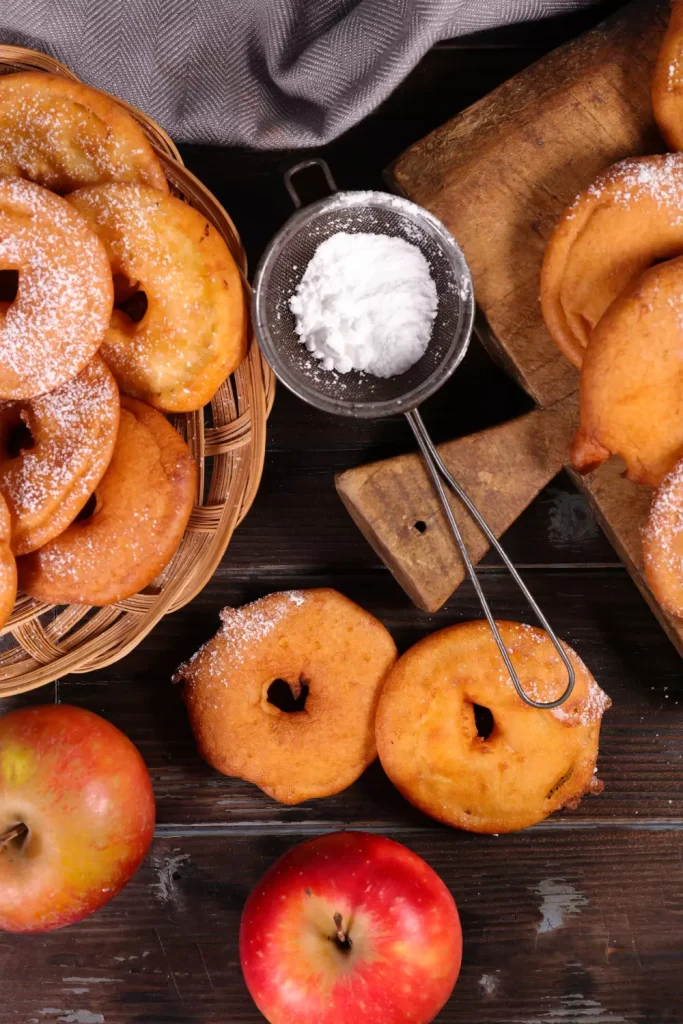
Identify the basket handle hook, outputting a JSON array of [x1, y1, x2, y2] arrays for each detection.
[[284, 158, 338, 209]]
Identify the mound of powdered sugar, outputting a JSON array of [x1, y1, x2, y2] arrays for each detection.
[[289, 232, 437, 377]]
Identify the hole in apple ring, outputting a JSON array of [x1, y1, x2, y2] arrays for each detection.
[[0, 269, 19, 309], [4, 415, 35, 459], [266, 677, 309, 714], [113, 272, 148, 324], [472, 702, 494, 741]]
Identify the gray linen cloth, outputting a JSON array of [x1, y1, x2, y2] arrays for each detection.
[[1, 0, 601, 148]]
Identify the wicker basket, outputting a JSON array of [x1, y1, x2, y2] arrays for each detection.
[[0, 46, 275, 697]]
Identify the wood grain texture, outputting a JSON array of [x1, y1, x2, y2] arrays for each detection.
[[5, 830, 683, 1024]]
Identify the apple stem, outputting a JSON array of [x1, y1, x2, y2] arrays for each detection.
[[333, 912, 352, 951], [0, 823, 27, 849]]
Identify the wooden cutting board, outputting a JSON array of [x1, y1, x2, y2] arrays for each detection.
[[335, 0, 683, 651]]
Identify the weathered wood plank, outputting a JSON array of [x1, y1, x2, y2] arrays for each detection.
[[2, 829, 682, 1024]]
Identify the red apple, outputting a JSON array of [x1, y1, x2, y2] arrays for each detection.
[[240, 831, 461, 1024], [0, 703, 155, 932]]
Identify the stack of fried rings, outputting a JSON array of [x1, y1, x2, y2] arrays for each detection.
[[0, 70, 248, 627], [541, 4, 683, 619]]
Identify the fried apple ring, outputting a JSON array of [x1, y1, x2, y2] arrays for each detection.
[[652, 1, 683, 151], [68, 184, 247, 412], [571, 256, 683, 487], [0, 177, 113, 399], [175, 589, 398, 805], [375, 620, 610, 834], [541, 154, 683, 367], [0, 357, 119, 555], [0, 494, 17, 630], [17, 397, 196, 605], [643, 457, 683, 618], [0, 72, 167, 193]]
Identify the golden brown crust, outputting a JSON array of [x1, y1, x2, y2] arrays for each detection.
[[643, 456, 683, 618], [17, 396, 196, 605], [375, 620, 610, 834], [68, 184, 247, 412], [652, 1, 683, 151], [0, 177, 113, 399], [176, 589, 398, 805], [0, 357, 120, 555], [540, 154, 683, 368], [0, 71, 168, 193], [0, 494, 17, 630], [571, 257, 683, 487]]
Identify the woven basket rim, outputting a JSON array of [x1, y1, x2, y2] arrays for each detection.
[[0, 46, 274, 697]]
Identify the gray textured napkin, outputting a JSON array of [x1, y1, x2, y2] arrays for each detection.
[[2, 1, 601, 148]]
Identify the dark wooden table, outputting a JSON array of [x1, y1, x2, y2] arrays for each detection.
[[4, 4, 683, 1022]]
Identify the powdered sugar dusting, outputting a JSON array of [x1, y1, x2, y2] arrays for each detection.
[[644, 458, 683, 548], [175, 590, 307, 683], [0, 358, 118, 542], [69, 184, 230, 404], [0, 177, 111, 396], [500, 622, 610, 725], [571, 154, 683, 223], [18, 402, 195, 603], [551, 668, 611, 727], [28, 505, 154, 600], [643, 457, 683, 603], [0, 72, 160, 192], [218, 590, 306, 664]]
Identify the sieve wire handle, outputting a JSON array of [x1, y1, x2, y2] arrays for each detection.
[[284, 158, 338, 209], [406, 409, 575, 710]]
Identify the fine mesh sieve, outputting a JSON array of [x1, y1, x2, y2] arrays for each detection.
[[253, 168, 472, 419], [253, 159, 574, 709]]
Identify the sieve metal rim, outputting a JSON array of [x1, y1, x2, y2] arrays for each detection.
[[251, 189, 476, 419]]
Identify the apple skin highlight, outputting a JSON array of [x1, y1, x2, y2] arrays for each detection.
[[0, 704, 155, 933], [240, 830, 462, 1024]]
